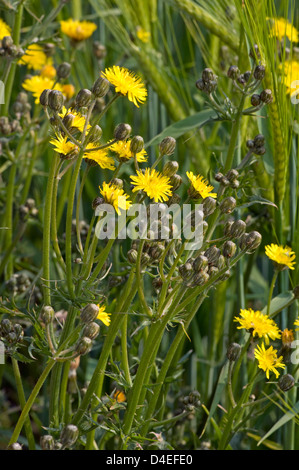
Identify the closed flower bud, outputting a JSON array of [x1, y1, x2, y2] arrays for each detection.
[[253, 65, 265, 81], [202, 68, 215, 82], [226, 169, 239, 182], [192, 270, 209, 286], [223, 240, 237, 258], [14, 324, 23, 342], [62, 113, 75, 129], [224, 220, 234, 237], [41, 305, 55, 324], [246, 139, 255, 149], [40, 435, 55, 450], [57, 62, 71, 79], [159, 136, 176, 156], [204, 80, 217, 93], [141, 252, 151, 265], [243, 231, 262, 252], [48, 90, 64, 112], [110, 178, 123, 188], [251, 93, 261, 107], [203, 196, 217, 216], [92, 196, 104, 210], [92, 76, 110, 98], [254, 146, 266, 156], [202, 220, 208, 236], [80, 303, 99, 323], [7, 331, 17, 343], [195, 78, 205, 91], [39, 89, 51, 106], [193, 254, 209, 272], [254, 134, 265, 148], [93, 41, 107, 59], [114, 123, 132, 141], [1, 318, 13, 335], [179, 262, 193, 280], [208, 265, 219, 277], [217, 254, 226, 270], [229, 220, 246, 239], [83, 322, 100, 340], [243, 71, 251, 82], [127, 248, 138, 264], [227, 65, 240, 80], [60, 424, 79, 448], [169, 174, 182, 191], [219, 196, 236, 214], [130, 135, 144, 154], [76, 337, 93, 356], [214, 172, 224, 182], [7, 443, 22, 450], [3, 36, 14, 49], [204, 245, 221, 265], [260, 89, 273, 104], [149, 243, 164, 260], [278, 374, 295, 392], [226, 342, 241, 361], [162, 161, 179, 177], [75, 88, 92, 108]]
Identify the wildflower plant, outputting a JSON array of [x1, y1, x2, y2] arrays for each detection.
[[0, 0, 299, 454]]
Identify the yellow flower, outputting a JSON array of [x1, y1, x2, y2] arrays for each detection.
[[265, 243, 296, 270], [41, 64, 57, 79], [22, 75, 63, 103], [109, 140, 147, 163], [136, 26, 150, 43], [61, 84, 75, 100], [279, 60, 299, 96], [254, 343, 285, 379], [99, 181, 132, 215], [96, 304, 111, 326], [0, 18, 11, 40], [294, 318, 299, 331], [130, 168, 172, 203], [234, 308, 281, 344], [84, 143, 115, 170], [186, 171, 217, 199], [19, 44, 52, 71], [59, 106, 90, 133], [268, 17, 299, 42], [49, 134, 78, 156], [101, 66, 147, 107], [60, 19, 97, 41], [281, 328, 294, 347], [113, 390, 126, 403]]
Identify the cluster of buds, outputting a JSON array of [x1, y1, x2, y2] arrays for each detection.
[[215, 169, 240, 190], [162, 159, 182, 193], [40, 424, 79, 450], [19, 198, 39, 221], [182, 390, 201, 412], [0, 116, 22, 135], [5, 272, 31, 295], [250, 89, 273, 107], [0, 319, 24, 348], [75, 303, 101, 356], [12, 92, 31, 120], [0, 35, 24, 58], [196, 68, 218, 94], [246, 134, 266, 156]]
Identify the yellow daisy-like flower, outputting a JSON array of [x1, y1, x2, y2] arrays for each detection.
[[268, 17, 299, 42], [136, 26, 150, 43], [61, 84, 76, 100], [60, 19, 97, 41], [40, 64, 57, 79], [0, 18, 11, 40], [234, 308, 281, 344], [99, 181, 132, 215], [96, 304, 111, 326], [113, 390, 126, 403], [265, 243, 296, 270], [254, 342, 285, 379], [130, 168, 172, 203], [84, 143, 115, 170], [19, 44, 52, 71], [279, 60, 299, 97], [49, 134, 78, 156], [59, 106, 90, 133], [22, 75, 63, 103], [101, 66, 147, 107], [294, 318, 299, 331], [109, 140, 147, 163], [186, 171, 217, 199]]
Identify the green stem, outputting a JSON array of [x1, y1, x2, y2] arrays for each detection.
[[267, 270, 279, 317]]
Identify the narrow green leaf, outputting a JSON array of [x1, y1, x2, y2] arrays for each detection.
[[261, 291, 295, 318], [258, 401, 299, 446]]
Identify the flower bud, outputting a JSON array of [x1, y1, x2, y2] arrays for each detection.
[[62, 113, 75, 129], [92, 196, 104, 210], [202, 197, 217, 217], [80, 303, 99, 323], [48, 90, 64, 112], [91, 76, 110, 98], [246, 139, 255, 149], [223, 240, 237, 258], [229, 220, 246, 239], [192, 270, 209, 286], [179, 262, 193, 280], [204, 245, 221, 265], [226, 342, 241, 361], [159, 136, 176, 156], [83, 322, 100, 340], [202, 68, 215, 82], [130, 135, 144, 154], [75, 337, 93, 356], [251, 94, 261, 107], [260, 89, 273, 104], [39, 89, 51, 106], [40, 435, 55, 450], [149, 243, 164, 260], [217, 254, 226, 270], [1, 318, 13, 335], [219, 196, 236, 214], [249, 44, 261, 60], [75, 88, 92, 108], [195, 78, 205, 91], [57, 62, 71, 79], [114, 123, 132, 141], [127, 248, 138, 264], [162, 161, 179, 177], [254, 134, 265, 148], [169, 174, 182, 191], [241, 231, 262, 253], [224, 220, 234, 237], [192, 254, 209, 272], [253, 65, 265, 81], [7, 443, 22, 450], [110, 178, 123, 188], [60, 424, 79, 448], [93, 41, 106, 59], [254, 146, 266, 156], [40, 305, 55, 324], [278, 374, 295, 392], [227, 65, 240, 80]]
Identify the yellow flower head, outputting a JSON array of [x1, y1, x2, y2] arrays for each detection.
[[96, 304, 111, 326], [99, 181, 132, 215], [186, 171, 217, 199], [19, 44, 52, 71], [0, 18, 11, 40], [294, 318, 299, 331], [136, 26, 150, 43], [268, 17, 299, 42], [130, 168, 172, 203], [61, 84, 76, 100], [254, 342, 285, 379], [60, 19, 97, 41], [41, 64, 57, 79], [50, 134, 78, 156], [279, 60, 299, 97], [84, 143, 115, 170], [234, 308, 281, 344], [281, 328, 294, 347], [265, 243, 296, 270], [113, 390, 126, 403], [22, 75, 64, 103], [101, 66, 147, 107], [109, 140, 147, 163]]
